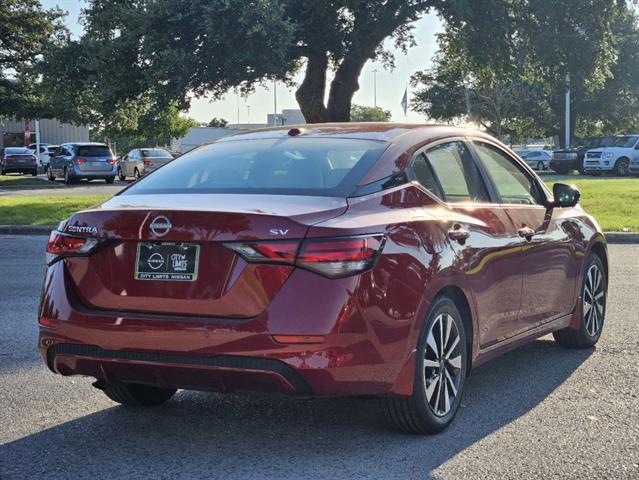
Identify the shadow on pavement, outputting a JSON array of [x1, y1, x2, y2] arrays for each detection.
[[1, 338, 593, 479]]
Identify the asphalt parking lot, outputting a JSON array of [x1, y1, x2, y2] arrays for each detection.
[[0, 237, 637, 480]]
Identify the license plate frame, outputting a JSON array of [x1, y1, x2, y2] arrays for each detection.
[[134, 242, 200, 281]]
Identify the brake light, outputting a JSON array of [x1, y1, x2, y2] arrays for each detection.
[[73, 157, 87, 164], [224, 241, 299, 264], [107, 158, 117, 165], [143, 160, 154, 166], [46, 231, 101, 264], [31, 155, 37, 162], [224, 235, 385, 278], [297, 236, 385, 278]]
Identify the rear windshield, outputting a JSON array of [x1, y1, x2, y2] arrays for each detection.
[[121, 137, 388, 197], [141, 149, 172, 158], [76, 145, 112, 156], [5, 148, 30, 155]]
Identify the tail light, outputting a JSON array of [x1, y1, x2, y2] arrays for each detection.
[[143, 160, 154, 166], [73, 157, 87, 164], [46, 231, 101, 264], [107, 158, 117, 165], [31, 155, 37, 162], [224, 235, 385, 279]]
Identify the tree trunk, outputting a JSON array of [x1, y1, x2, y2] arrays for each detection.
[[295, 52, 330, 123], [326, 51, 370, 122]]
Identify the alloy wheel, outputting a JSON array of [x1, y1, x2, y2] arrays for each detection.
[[423, 313, 463, 417], [583, 264, 604, 336]]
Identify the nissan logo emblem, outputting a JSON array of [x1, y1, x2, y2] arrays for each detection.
[[149, 215, 172, 237]]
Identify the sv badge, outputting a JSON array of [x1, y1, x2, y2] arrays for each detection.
[[269, 228, 289, 236]]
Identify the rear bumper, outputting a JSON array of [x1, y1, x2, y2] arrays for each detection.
[[2, 165, 37, 173], [38, 260, 418, 397], [72, 166, 116, 178]]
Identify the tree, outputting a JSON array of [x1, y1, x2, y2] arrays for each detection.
[[411, 0, 625, 146], [350, 105, 392, 122], [0, 0, 65, 118], [208, 117, 229, 128], [41, 0, 451, 124]]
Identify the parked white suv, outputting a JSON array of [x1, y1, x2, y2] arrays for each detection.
[[583, 135, 638, 176]]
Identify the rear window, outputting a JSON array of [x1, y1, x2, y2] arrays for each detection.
[[141, 149, 172, 158], [121, 137, 388, 197], [5, 148, 30, 155], [76, 145, 112, 156]]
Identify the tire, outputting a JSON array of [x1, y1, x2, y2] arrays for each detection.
[[134, 168, 141, 180], [614, 158, 630, 177], [105, 176, 115, 184], [381, 296, 468, 434], [117, 167, 126, 181], [32, 169, 38, 176], [537, 161, 544, 171], [63, 167, 74, 184], [553, 253, 606, 349], [102, 382, 176, 406], [0, 168, 5, 176], [47, 167, 55, 181]]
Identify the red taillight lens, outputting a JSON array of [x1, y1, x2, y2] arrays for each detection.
[[46, 231, 101, 264], [297, 235, 385, 278], [107, 158, 117, 165], [31, 155, 37, 162], [143, 160, 154, 166], [224, 235, 385, 278], [73, 157, 87, 164], [224, 240, 299, 264]]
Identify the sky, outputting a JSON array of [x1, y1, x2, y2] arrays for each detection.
[[42, 1, 442, 124]]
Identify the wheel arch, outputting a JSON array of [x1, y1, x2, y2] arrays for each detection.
[[436, 285, 474, 375]]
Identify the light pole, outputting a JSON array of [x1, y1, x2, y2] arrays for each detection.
[[273, 79, 278, 126], [247, 105, 251, 124], [236, 90, 240, 125], [565, 73, 571, 149], [372, 69, 378, 108]]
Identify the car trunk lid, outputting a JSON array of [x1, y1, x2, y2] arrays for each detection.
[[61, 194, 347, 318]]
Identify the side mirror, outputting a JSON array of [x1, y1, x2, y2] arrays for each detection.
[[551, 183, 580, 208]]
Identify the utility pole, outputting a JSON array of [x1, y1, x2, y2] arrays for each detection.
[[35, 119, 40, 171], [247, 105, 251, 124], [565, 73, 571, 149], [273, 79, 277, 126], [372, 69, 378, 108]]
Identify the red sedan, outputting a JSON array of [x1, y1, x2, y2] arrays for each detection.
[[39, 124, 608, 434]]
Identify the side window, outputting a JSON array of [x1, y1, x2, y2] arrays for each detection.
[[473, 142, 543, 205], [412, 141, 488, 203]]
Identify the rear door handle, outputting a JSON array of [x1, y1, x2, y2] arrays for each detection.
[[449, 226, 470, 243], [518, 227, 536, 241]]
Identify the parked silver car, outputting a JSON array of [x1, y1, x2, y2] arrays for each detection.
[[520, 150, 552, 171], [117, 148, 174, 180]]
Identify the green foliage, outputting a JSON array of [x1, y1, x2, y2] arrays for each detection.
[[208, 117, 229, 128], [350, 105, 392, 122], [0, 0, 66, 118], [39, 0, 441, 124], [411, 0, 629, 145]]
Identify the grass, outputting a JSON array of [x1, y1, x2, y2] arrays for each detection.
[[0, 195, 110, 226], [544, 177, 639, 232], [0, 177, 636, 231], [0, 174, 50, 187]]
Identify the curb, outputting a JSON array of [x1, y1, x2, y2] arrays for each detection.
[[604, 232, 639, 244], [0, 225, 637, 244], [0, 225, 55, 235]]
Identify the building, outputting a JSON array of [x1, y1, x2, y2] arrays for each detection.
[[0, 118, 90, 149], [172, 127, 243, 153], [266, 109, 306, 126]]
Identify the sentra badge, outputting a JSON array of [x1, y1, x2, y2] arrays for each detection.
[[67, 225, 98, 235]]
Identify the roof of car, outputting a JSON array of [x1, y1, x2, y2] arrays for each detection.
[[219, 123, 491, 143], [64, 142, 109, 146], [5, 147, 30, 152]]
